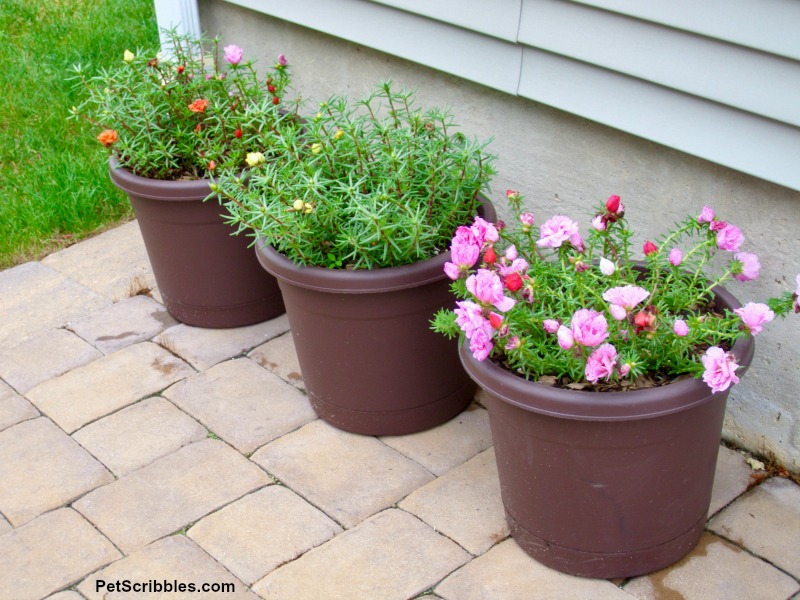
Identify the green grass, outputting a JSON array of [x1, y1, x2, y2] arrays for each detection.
[[0, 0, 158, 269]]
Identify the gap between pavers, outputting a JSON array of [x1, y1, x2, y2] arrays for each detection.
[[0, 390, 39, 432], [25, 341, 194, 434], [73, 438, 270, 554], [252, 508, 471, 599], [0, 508, 121, 600]]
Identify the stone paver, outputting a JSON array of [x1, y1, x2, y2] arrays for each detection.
[[25, 341, 194, 433], [69, 294, 178, 355], [78, 535, 259, 600], [188, 485, 343, 585], [0, 262, 111, 346], [0, 514, 11, 536], [0, 508, 121, 600], [163, 358, 315, 454], [251, 420, 434, 528], [45, 592, 85, 600], [0, 328, 101, 393], [437, 539, 634, 600], [72, 396, 207, 476], [708, 476, 800, 578], [709, 445, 756, 515], [74, 439, 269, 553], [0, 391, 39, 431], [156, 314, 290, 371], [399, 448, 508, 556], [624, 532, 800, 600], [0, 417, 113, 526], [248, 332, 305, 390], [381, 403, 493, 476], [252, 509, 470, 599], [41, 220, 155, 301]]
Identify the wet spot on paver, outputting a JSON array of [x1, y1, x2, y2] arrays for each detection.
[[96, 331, 138, 341], [150, 308, 175, 328], [151, 356, 178, 376], [287, 371, 303, 381]]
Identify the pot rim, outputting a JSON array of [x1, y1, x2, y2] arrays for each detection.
[[255, 197, 497, 294], [460, 283, 755, 422], [108, 156, 212, 200]]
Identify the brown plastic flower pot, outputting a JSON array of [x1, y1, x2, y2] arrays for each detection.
[[459, 284, 754, 579], [255, 201, 496, 436], [109, 157, 284, 328]]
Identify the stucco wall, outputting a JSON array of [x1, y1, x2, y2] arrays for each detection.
[[199, 0, 800, 471]]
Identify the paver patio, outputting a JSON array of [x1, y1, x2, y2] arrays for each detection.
[[0, 221, 799, 599]]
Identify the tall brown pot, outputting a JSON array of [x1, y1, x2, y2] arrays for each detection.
[[109, 157, 284, 328], [459, 283, 755, 579], [255, 201, 496, 436]]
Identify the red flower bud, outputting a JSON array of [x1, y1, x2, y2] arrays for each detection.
[[177, 65, 185, 74], [643, 240, 658, 256], [234, 128, 243, 139], [268, 84, 276, 93], [272, 96, 280, 105], [505, 272, 523, 292], [483, 247, 497, 264], [606, 194, 621, 213], [489, 312, 503, 329]]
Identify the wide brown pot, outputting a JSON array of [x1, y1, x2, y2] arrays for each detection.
[[459, 284, 755, 579], [255, 201, 496, 436], [109, 157, 284, 328]]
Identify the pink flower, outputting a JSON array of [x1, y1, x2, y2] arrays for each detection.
[[506, 190, 521, 201], [223, 44, 244, 65], [496, 245, 529, 277], [716, 224, 744, 252], [599, 257, 615, 276], [543, 319, 560, 334], [557, 326, 574, 350], [277, 54, 288, 66], [585, 343, 618, 383], [795, 274, 800, 313], [469, 326, 494, 361], [591, 215, 606, 231], [470, 217, 499, 247], [466, 269, 516, 312], [698, 205, 715, 224], [537, 215, 580, 249], [505, 336, 521, 350], [734, 302, 774, 335], [732, 252, 761, 282], [701, 346, 740, 393], [454, 300, 487, 338], [602, 285, 650, 319], [709, 220, 727, 232], [569, 233, 585, 252], [643, 240, 658, 256], [571, 309, 609, 347], [619, 363, 631, 377], [519, 212, 535, 231], [669, 248, 683, 266], [606, 195, 621, 213], [673, 319, 689, 337], [444, 226, 481, 280]]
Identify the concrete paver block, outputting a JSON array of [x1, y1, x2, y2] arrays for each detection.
[[436, 539, 634, 600], [709, 445, 756, 515], [156, 314, 290, 371], [41, 220, 155, 301], [624, 532, 800, 600], [189, 485, 342, 585], [72, 396, 207, 476], [78, 535, 259, 600], [252, 509, 470, 600], [0, 514, 11, 536], [380, 403, 493, 476], [251, 420, 434, 528], [0, 392, 39, 432], [399, 448, 508, 555], [45, 592, 85, 600], [0, 262, 111, 346], [25, 341, 194, 433], [163, 358, 314, 454], [0, 417, 113, 526], [0, 508, 121, 600], [69, 295, 178, 355], [248, 332, 305, 390], [708, 476, 800, 578], [74, 439, 269, 553], [0, 328, 101, 393]]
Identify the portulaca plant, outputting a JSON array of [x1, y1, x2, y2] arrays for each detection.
[[70, 29, 292, 180], [433, 192, 800, 393]]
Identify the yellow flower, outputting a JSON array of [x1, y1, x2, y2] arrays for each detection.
[[123, 49, 135, 63], [303, 202, 314, 214], [311, 143, 322, 154], [334, 129, 344, 140], [292, 199, 304, 211], [245, 152, 265, 167]]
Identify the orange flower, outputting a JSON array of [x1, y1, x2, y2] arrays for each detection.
[[188, 99, 210, 113], [207, 160, 216, 171], [97, 129, 118, 147]]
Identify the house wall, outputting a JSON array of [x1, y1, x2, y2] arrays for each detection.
[[197, 0, 800, 471]]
